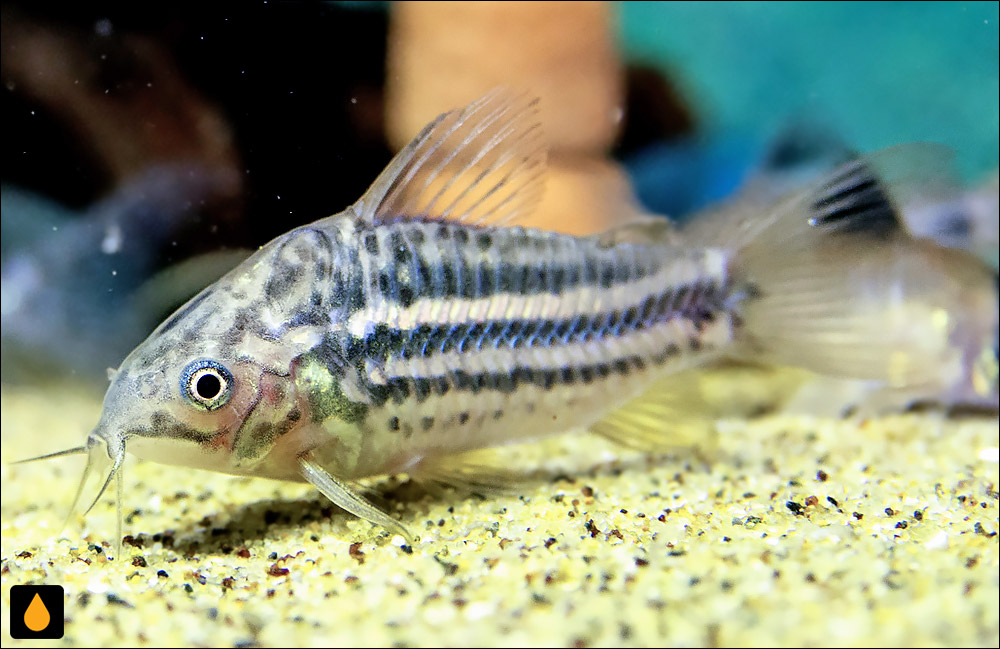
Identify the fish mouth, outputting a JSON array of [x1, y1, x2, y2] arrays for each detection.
[[13, 426, 127, 551], [73, 432, 124, 516], [12, 430, 121, 516], [60, 430, 126, 550]]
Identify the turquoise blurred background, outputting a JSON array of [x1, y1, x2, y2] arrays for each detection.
[[620, 1, 999, 179]]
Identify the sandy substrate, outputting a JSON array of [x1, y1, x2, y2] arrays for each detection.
[[1, 379, 997, 647]]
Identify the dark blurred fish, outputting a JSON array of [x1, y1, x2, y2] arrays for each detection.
[[1, 165, 248, 384]]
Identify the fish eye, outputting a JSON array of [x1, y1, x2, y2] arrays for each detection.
[[181, 360, 233, 411]]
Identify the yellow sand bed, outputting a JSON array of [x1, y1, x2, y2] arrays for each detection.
[[1, 380, 997, 647]]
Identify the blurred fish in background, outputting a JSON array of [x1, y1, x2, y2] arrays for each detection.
[[673, 120, 998, 414], [1, 2, 391, 389], [682, 144, 998, 415], [1, 166, 246, 381], [901, 169, 999, 269]]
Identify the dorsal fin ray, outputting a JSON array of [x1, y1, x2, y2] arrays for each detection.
[[356, 89, 548, 229]]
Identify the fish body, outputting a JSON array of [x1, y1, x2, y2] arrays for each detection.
[[36, 91, 983, 537], [776, 237, 998, 413], [119, 216, 731, 485]]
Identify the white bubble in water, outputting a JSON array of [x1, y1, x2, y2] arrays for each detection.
[[101, 224, 123, 254]]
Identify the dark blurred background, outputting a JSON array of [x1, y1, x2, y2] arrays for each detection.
[[3, 2, 391, 244]]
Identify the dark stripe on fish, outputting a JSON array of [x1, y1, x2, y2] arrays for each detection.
[[348, 279, 727, 364], [127, 411, 216, 444], [356, 340, 692, 409], [356, 222, 660, 306]]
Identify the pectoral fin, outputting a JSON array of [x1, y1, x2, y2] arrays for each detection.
[[299, 453, 410, 539]]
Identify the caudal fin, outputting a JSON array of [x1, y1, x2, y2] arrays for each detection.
[[730, 144, 981, 389]]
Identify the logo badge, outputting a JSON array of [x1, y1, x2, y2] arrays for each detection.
[[9, 585, 64, 639]]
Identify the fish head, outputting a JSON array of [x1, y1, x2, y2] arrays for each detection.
[[93, 222, 352, 477], [91, 234, 327, 476], [92, 317, 278, 476]]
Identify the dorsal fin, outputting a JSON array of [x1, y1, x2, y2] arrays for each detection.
[[725, 143, 954, 256], [807, 158, 900, 238], [807, 143, 957, 239], [355, 89, 548, 228]]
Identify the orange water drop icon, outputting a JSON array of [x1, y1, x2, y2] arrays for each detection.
[[24, 592, 51, 632]]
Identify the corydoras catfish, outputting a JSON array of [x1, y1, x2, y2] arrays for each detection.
[[683, 144, 998, 414], [23, 91, 972, 539]]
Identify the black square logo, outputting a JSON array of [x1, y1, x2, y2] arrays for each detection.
[[9, 585, 65, 639]]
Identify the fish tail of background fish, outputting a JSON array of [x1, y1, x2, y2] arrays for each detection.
[[724, 146, 998, 404]]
